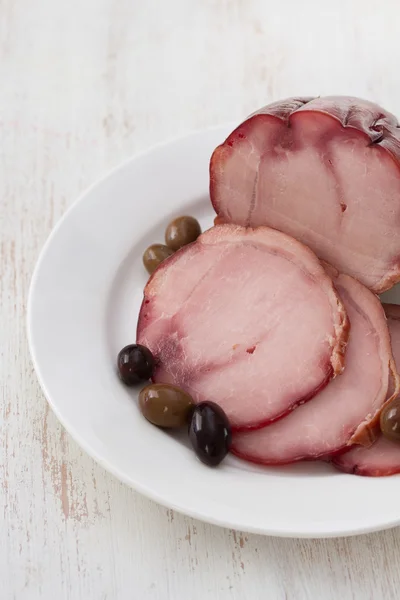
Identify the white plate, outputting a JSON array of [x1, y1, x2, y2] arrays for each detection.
[[28, 126, 400, 538]]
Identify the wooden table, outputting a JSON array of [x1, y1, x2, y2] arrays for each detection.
[[2, 0, 400, 597]]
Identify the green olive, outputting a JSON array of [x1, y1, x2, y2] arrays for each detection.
[[380, 398, 400, 442], [139, 383, 194, 428], [143, 244, 174, 275], [165, 216, 201, 251]]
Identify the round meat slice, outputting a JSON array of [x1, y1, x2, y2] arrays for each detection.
[[332, 435, 400, 477], [231, 275, 400, 463], [332, 303, 400, 477], [210, 96, 400, 293], [137, 225, 348, 430]]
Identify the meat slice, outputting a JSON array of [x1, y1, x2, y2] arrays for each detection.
[[231, 275, 400, 464], [331, 436, 400, 477], [332, 303, 400, 476], [383, 303, 400, 356], [210, 96, 400, 293], [137, 225, 348, 430]]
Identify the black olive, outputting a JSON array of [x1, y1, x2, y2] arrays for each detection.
[[117, 344, 155, 385], [188, 401, 232, 466]]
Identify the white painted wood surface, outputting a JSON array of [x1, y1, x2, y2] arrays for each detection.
[[2, 0, 400, 597]]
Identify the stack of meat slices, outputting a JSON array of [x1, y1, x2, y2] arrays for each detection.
[[137, 96, 400, 476], [332, 305, 400, 476]]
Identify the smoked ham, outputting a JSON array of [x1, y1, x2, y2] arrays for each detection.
[[331, 435, 400, 477], [332, 303, 400, 476], [384, 303, 400, 352], [137, 225, 348, 430], [210, 96, 400, 293], [231, 276, 400, 464]]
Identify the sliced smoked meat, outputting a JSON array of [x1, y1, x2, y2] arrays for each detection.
[[332, 303, 400, 476], [137, 225, 348, 430], [210, 96, 400, 293], [384, 303, 400, 357], [332, 435, 400, 477], [231, 276, 400, 464]]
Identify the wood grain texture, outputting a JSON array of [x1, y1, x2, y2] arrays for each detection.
[[2, 0, 400, 598]]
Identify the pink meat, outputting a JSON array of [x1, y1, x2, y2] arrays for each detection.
[[383, 303, 400, 363], [137, 225, 349, 430], [332, 303, 400, 476], [231, 276, 400, 464], [331, 436, 400, 477], [210, 96, 400, 293]]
